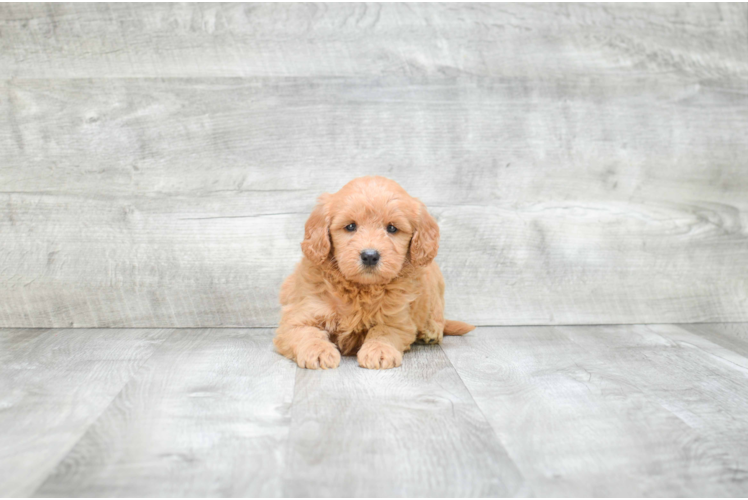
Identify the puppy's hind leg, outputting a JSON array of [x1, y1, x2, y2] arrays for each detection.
[[417, 317, 445, 345], [413, 262, 447, 344], [413, 287, 446, 344]]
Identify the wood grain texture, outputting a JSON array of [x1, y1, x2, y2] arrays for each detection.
[[1, 3, 747, 79], [443, 325, 748, 496], [679, 322, 748, 358], [282, 344, 527, 497], [33, 329, 296, 497], [2, 3, 748, 327], [3, 324, 748, 496], [0, 327, 172, 497]]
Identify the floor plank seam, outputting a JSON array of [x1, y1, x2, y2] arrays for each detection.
[[563, 323, 748, 484], [27, 328, 181, 497], [436, 343, 530, 496]]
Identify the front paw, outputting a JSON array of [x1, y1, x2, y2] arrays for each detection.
[[357, 340, 403, 370], [296, 340, 341, 369]]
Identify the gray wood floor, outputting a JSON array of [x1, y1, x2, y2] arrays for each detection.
[[2, 324, 748, 497]]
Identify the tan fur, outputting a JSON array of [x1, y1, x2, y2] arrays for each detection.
[[273, 176, 475, 370]]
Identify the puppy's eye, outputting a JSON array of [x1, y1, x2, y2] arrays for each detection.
[[387, 224, 398, 234], [345, 223, 357, 232]]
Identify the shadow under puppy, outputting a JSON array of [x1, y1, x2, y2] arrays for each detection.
[[274, 176, 474, 370]]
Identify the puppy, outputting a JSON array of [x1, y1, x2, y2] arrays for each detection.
[[273, 176, 474, 370]]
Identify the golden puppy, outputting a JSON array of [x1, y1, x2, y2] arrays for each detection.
[[274, 176, 474, 370]]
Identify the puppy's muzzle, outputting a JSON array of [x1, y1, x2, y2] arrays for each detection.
[[360, 249, 380, 267]]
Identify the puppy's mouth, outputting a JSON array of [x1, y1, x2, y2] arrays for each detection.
[[351, 264, 390, 284], [359, 265, 381, 278]]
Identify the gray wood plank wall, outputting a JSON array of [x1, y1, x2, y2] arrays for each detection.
[[1, 3, 747, 327]]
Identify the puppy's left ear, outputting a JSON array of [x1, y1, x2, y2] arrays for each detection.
[[410, 202, 439, 267]]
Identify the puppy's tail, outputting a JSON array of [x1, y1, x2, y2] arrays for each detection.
[[443, 319, 476, 336]]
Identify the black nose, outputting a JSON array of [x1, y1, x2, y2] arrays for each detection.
[[360, 249, 380, 267]]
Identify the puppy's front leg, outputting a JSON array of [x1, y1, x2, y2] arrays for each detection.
[[358, 321, 417, 370], [273, 325, 340, 370]]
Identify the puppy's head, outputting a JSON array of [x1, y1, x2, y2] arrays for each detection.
[[301, 176, 439, 284]]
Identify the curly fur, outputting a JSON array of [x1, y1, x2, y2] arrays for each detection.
[[273, 176, 474, 370]]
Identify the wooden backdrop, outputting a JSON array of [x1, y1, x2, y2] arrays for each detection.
[[1, 3, 747, 328]]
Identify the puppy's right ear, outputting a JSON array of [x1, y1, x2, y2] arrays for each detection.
[[301, 194, 331, 265]]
